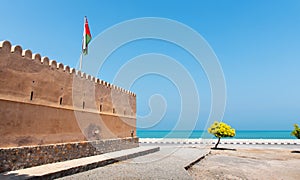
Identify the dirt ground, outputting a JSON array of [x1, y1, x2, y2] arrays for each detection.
[[188, 148, 300, 180]]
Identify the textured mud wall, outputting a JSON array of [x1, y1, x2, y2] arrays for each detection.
[[0, 40, 136, 148]]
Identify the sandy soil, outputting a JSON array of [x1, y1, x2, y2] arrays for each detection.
[[188, 148, 300, 180]]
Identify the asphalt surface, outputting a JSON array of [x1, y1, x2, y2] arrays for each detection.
[[58, 144, 210, 180]]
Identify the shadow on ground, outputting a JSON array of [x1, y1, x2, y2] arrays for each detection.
[[291, 150, 300, 153], [211, 147, 237, 151], [0, 173, 36, 180]]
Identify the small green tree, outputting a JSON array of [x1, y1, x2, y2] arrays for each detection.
[[208, 121, 235, 148], [291, 124, 300, 139]]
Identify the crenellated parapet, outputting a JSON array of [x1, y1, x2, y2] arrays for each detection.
[[0, 40, 136, 97]]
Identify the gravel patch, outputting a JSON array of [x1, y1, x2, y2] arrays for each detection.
[[188, 147, 300, 180]]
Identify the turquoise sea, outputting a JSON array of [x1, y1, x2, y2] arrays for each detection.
[[137, 130, 296, 139]]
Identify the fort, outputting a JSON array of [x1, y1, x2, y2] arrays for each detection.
[[0, 40, 138, 172]]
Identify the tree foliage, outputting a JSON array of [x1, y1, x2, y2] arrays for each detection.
[[291, 124, 300, 139], [208, 121, 235, 148], [208, 121, 235, 138]]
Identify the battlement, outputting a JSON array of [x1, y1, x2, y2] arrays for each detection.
[[0, 40, 136, 97]]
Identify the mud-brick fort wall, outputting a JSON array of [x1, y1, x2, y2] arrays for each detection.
[[0, 40, 137, 148]]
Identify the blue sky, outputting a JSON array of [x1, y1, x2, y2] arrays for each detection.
[[1, 0, 300, 130]]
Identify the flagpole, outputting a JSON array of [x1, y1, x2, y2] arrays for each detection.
[[79, 52, 83, 71], [80, 16, 85, 71]]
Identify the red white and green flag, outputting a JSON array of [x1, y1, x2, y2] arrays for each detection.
[[82, 16, 92, 55]]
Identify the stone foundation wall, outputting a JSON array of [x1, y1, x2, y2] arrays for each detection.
[[0, 137, 139, 173]]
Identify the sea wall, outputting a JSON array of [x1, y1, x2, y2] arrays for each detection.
[[0, 138, 139, 173], [0, 40, 137, 147]]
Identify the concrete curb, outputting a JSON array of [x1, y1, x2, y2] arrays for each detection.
[[184, 151, 211, 170], [0, 146, 160, 180], [139, 138, 300, 145]]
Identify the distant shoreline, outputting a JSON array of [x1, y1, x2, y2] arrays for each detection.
[[137, 130, 296, 139]]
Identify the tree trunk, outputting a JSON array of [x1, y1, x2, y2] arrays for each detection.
[[215, 137, 221, 148]]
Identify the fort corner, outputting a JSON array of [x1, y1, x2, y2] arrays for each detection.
[[0, 40, 138, 173]]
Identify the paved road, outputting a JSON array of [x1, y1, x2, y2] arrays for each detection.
[[58, 140, 300, 179], [58, 144, 210, 180]]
